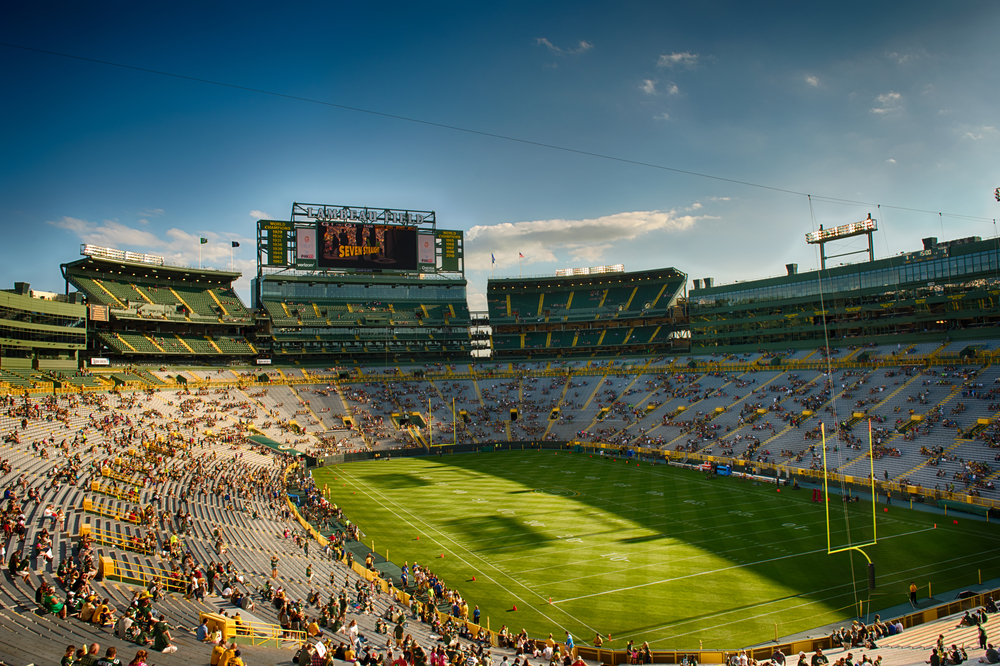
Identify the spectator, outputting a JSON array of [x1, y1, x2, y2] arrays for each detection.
[[95, 647, 122, 666], [79, 644, 101, 666], [127, 651, 149, 666], [219, 643, 239, 666], [196, 618, 209, 641], [152, 615, 177, 654]]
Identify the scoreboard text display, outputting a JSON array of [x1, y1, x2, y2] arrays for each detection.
[[318, 222, 418, 270], [437, 229, 462, 272], [262, 220, 294, 267]]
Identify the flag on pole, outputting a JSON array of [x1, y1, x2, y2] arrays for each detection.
[[519, 253, 524, 258], [231, 241, 240, 248], [491, 253, 495, 264], [200, 238, 208, 244]]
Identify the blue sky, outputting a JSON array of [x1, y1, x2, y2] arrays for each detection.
[[2, 2, 999, 308]]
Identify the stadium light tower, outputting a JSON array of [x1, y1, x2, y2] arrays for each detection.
[[805, 214, 878, 270]]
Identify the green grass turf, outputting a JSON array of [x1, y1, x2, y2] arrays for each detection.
[[312, 450, 1000, 649]]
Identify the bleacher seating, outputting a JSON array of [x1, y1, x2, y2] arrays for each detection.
[[214, 336, 255, 354], [264, 300, 298, 326], [3, 348, 999, 665], [117, 332, 160, 354], [183, 335, 219, 354]]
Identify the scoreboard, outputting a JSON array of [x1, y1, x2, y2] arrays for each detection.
[[437, 230, 462, 272], [258, 204, 463, 275], [261, 220, 294, 267]]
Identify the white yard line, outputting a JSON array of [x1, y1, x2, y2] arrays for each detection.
[[618, 549, 1000, 645], [551, 526, 936, 604], [336, 465, 601, 635]]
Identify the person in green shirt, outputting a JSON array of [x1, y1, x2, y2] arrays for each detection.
[[134, 625, 153, 648], [152, 615, 175, 653], [43, 588, 68, 619], [61, 645, 76, 666]]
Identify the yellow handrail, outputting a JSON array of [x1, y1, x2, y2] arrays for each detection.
[[198, 611, 307, 646], [110, 558, 187, 594], [82, 496, 144, 525], [101, 467, 146, 488], [90, 481, 142, 502], [81, 523, 154, 555]]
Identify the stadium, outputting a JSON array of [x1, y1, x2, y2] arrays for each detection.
[[0, 201, 998, 666]]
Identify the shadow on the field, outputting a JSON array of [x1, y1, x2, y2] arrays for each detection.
[[313, 468, 432, 491], [436, 513, 551, 552], [341, 449, 906, 645], [354, 473, 432, 489], [618, 533, 669, 544]]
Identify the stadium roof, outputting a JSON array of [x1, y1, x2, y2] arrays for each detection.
[[488, 266, 685, 289], [62, 255, 241, 283], [691, 234, 993, 296]]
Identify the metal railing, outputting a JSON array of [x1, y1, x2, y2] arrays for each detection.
[[90, 481, 142, 502], [82, 497, 144, 525], [101, 467, 146, 488], [82, 523, 153, 555], [99, 555, 187, 594]]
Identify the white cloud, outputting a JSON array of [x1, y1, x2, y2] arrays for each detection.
[[805, 75, 819, 87], [870, 91, 903, 116], [886, 158, 897, 164], [49, 216, 165, 249], [250, 209, 271, 219], [568, 243, 613, 263], [466, 208, 709, 269], [657, 52, 699, 68], [708, 196, 731, 202], [885, 49, 926, 65], [654, 112, 670, 121], [963, 126, 997, 141], [641, 79, 678, 96], [535, 38, 594, 56], [138, 208, 164, 217], [48, 216, 251, 272]]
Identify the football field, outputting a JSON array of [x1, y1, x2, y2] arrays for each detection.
[[313, 450, 1000, 648]]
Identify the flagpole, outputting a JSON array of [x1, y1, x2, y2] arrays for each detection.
[[199, 241, 202, 269], [230, 245, 233, 272], [519, 255, 522, 277]]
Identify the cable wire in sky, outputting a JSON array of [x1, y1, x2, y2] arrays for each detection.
[[2, 41, 995, 224]]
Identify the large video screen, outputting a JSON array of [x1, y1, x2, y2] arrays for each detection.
[[317, 222, 418, 270]]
